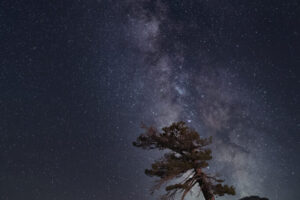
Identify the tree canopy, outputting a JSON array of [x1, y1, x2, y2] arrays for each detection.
[[133, 121, 235, 200]]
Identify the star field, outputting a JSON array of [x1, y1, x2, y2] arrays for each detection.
[[0, 0, 299, 200]]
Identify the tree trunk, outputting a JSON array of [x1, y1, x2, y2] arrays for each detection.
[[196, 168, 215, 200]]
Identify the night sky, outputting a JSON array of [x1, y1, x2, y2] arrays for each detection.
[[1, 0, 299, 200]]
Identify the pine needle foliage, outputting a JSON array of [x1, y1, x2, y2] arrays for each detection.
[[133, 121, 235, 200]]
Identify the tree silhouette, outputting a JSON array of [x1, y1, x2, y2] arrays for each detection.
[[133, 121, 235, 200]]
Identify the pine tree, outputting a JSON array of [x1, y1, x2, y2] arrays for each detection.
[[133, 121, 235, 200]]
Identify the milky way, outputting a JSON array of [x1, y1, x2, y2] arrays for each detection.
[[125, 1, 298, 199]]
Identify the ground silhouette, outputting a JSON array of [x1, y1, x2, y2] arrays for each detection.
[[239, 196, 269, 200]]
